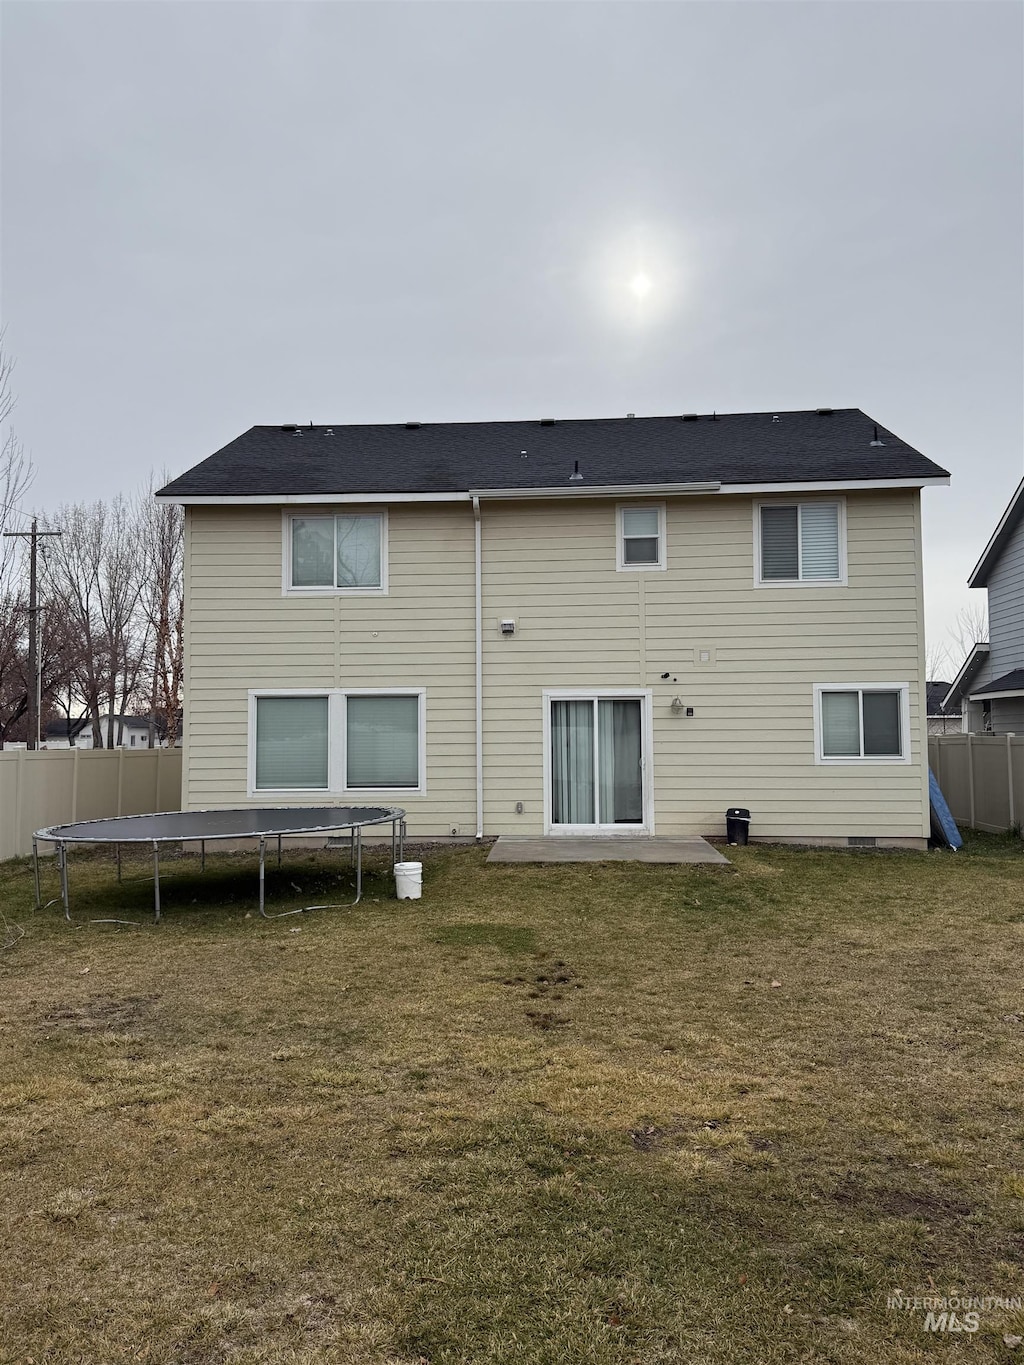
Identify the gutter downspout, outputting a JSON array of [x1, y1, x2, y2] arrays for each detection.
[[473, 496, 484, 841]]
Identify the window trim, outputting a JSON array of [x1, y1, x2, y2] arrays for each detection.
[[812, 683, 911, 765], [616, 502, 666, 573], [282, 508, 389, 596], [753, 497, 847, 588], [247, 687, 426, 796]]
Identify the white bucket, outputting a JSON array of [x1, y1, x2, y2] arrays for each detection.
[[394, 861, 423, 900]]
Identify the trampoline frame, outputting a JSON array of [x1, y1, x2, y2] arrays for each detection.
[[33, 807, 407, 924]]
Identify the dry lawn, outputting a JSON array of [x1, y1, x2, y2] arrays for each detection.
[[0, 835, 1022, 1364]]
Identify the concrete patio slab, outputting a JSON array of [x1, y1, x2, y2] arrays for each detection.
[[487, 836, 732, 866]]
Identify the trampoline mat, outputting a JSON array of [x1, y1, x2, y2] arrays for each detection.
[[35, 806, 404, 844]]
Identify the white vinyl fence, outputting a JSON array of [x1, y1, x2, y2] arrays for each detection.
[[0, 748, 182, 861], [929, 735, 1024, 834]]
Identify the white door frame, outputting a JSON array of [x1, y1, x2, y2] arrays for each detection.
[[542, 688, 654, 836]]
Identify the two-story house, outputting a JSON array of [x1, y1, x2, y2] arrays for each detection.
[[157, 409, 949, 848], [944, 478, 1024, 735]]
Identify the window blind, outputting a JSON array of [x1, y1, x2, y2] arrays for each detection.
[[760, 506, 799, 579], [862, 691, 901, 756], [346, 695, 419, 787], [255, 696, 329, 788], [621, 507, 660, 564], [821, 691, 860, 757], [800, 504, 840, 579]]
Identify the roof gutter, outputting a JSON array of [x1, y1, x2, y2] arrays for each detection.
[[159, 475, 948, 506]]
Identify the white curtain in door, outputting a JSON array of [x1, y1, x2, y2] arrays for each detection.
[[598, 699, 643, 823], [551, 700, 595, 823]]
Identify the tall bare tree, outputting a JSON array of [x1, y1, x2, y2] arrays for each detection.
[[0, 337, 35, 748], [945, 602, 989, 678], [138, 482, 184, 746]]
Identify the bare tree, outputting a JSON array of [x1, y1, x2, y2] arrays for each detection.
[[945, 602, 989, 677], [0, 337, 35, 748], [925, 640, 951, 683], [137, 481, 184, 747]]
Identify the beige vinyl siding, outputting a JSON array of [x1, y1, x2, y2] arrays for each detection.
[[183, 505, 477, 831], [184, 488, 930, 842], [481, 490, 928, 840]]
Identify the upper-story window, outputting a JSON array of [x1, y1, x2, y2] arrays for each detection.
[[756, 500, 845, 586], [287, 512, 387, 594], [616, 503, 666, 572]]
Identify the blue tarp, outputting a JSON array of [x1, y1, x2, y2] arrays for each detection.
[[929, 769, 963, 850]]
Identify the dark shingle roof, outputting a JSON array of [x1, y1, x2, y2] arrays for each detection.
[[157, 409, 948, 499], [971, 669, 1024, 698], [926, 682, 953, 715]]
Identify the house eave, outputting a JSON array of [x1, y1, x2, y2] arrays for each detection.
[[157, 475, 949, 507], [967, 477, 1024, 587], [942, 644, 990, 710], [967, 688, 1024, 702]]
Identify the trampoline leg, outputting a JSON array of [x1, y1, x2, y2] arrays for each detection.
[[201, 839, 206, 872], [354, 826, 362, 904], [152, 842, 161, 923], [32, 837, 41, 911], [116, 842, 122, 882], [400, 819, 406, 862], [391, 819, 396, 866], [350, 828, 355, 867], [277, 833, 282, 868], [59, 842, 71, 921], [259, 835, 267, 916]]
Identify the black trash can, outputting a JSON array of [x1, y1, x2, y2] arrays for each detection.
[[726, 808, 750, 846]]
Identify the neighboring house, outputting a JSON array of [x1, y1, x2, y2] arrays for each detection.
[[157, 408, 949, 848], [42, 717, 91, 748], [926, 681, 958, 735], [944, 478, 1024, 735], [44, 714, 172, 749]]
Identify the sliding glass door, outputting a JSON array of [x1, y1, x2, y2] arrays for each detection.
[[549, 695, 647, 830]]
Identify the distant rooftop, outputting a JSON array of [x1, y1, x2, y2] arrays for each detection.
[[157, 408, 949, 500]]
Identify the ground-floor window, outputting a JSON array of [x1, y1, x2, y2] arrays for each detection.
[[814, 684, 910, 762], [249, 689, 425, 794]]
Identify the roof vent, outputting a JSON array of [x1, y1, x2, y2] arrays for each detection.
[[323, 428, 335, 437], [405, 420, 421, 429], [870, 424, 885, 447], [280, 424, 298, 432], [771, 415, 780, 423], [293, 428, 303, 437], [682, 413, 699, 421], [626, 413, 635, 419], [569, 461, 584, 482], [816, 407, 833, 416], [540, 417, 555, 426]]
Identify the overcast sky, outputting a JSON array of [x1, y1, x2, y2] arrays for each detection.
[[2, 1, 1021, 667]]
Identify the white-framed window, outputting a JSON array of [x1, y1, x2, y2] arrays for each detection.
[[813, 684, 910, 764], [754, 499, 846, 586], [248, 688, 425, 794], [284, 510, 388, 595], [616, 503, 666, 571]]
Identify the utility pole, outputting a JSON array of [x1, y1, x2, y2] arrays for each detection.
[[3, 517, 62, 749]]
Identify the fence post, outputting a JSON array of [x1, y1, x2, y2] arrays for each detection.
[[967, 734, 976, 830], [117, 747, 125, 817], [1009, 735, 1016, 830], [71, 747, 80, 823]]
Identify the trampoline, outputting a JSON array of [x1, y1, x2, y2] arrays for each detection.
[[33, 806, 406, 924]]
